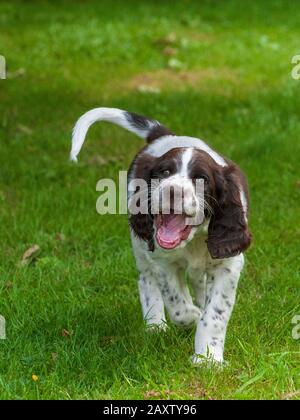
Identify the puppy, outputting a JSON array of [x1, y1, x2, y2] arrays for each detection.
[[71, 107, 252, 364]]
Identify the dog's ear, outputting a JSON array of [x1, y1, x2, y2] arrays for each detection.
[[207, 166, 252, 259], [129, 213, 154, 251], [128, 153, 155, 251]]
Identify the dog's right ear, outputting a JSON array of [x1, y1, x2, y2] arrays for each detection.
[[128, 153, 156, 251]]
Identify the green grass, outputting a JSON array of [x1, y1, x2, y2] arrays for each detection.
[[0, 0, 299, 400]]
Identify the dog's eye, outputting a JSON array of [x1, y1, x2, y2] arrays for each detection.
[[162, 170, 171, 178]]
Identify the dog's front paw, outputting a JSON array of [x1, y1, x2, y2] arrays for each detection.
[[191, 352, 226, 367], [146, 321, 168, 332], [171, 304, 202, 328]]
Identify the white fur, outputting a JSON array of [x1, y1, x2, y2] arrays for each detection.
[[138, 274, 167, 330], [71, 107, 157, 162], [147, 136, 227, 167], [132, 227, 244, 364], [180, 148, 193, 176]]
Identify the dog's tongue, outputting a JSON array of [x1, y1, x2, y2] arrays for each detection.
[[156, 214, 187, 249]]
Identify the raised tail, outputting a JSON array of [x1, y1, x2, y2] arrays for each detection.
[[70, 107, 172, 162]]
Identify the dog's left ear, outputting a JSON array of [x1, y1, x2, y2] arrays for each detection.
[[207, 166, 252, 259]]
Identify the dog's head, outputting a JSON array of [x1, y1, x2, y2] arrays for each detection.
[[129, 143, 252, 259]]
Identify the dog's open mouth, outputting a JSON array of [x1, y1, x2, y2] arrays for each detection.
[[155, 213, 193, 249]]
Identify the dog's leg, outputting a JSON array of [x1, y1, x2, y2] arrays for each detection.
[[155, 268, 201, 328], [188, 269, 207, 311], [138, 273, 167, 330], [192, 254, 244, 364], [132, 236, 167, 330], [132, 236, 200, 329]]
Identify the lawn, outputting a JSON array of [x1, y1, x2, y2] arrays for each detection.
[[0, 0, 299, 400]]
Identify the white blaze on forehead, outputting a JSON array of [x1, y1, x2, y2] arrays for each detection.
[[180, 148, 193, 177], [147, 135, 227, 167]]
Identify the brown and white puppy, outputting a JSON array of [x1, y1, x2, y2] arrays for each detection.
[[71, 108, 252, 364]]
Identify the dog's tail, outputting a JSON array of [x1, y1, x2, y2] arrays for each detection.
[[70, 107, 172, 162]]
